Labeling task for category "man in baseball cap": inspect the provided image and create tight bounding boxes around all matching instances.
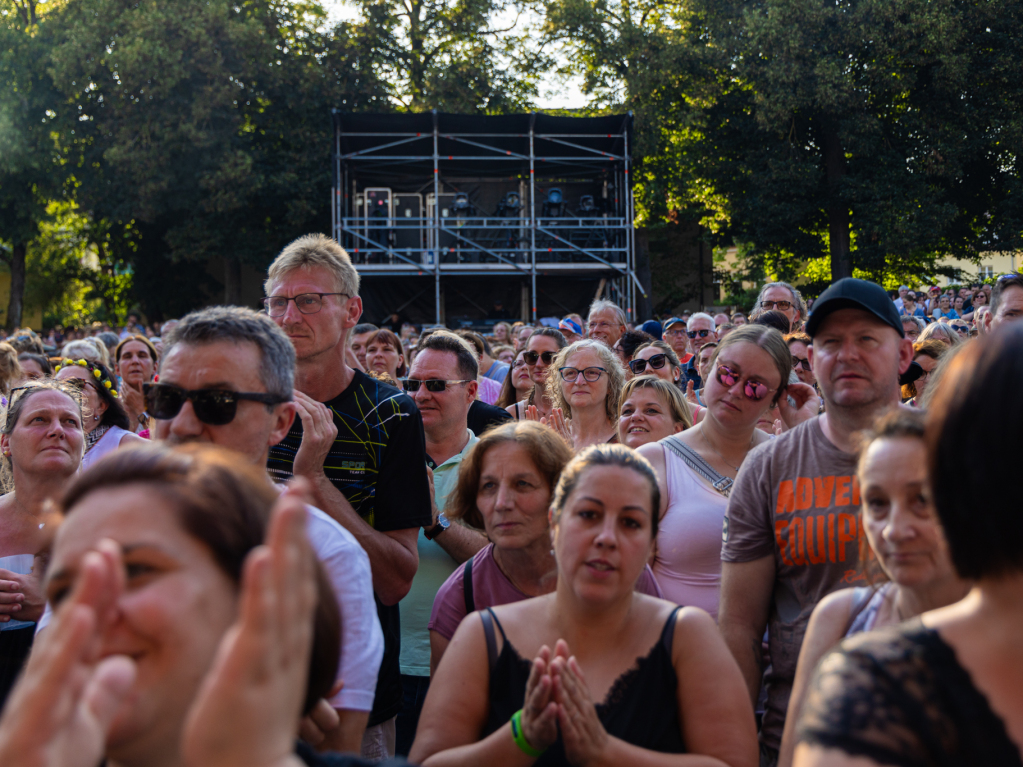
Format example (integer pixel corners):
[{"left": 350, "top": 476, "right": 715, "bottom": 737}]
[
  {"left": 661, "top": 317, "right": 692, "bottom": 363},
  {"left": 719, "top": 277, "right": 913, "bottom": 765},
  {"left": 558, "top": 317, "right": 583, "bottom": 344}
]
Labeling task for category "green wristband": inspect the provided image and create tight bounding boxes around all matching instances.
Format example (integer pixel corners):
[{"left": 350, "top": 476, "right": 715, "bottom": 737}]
[{"left": 510, "top": 709, "right": 546, "bottom": 758}]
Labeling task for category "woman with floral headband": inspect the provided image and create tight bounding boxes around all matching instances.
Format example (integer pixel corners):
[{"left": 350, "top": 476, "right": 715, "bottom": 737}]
[{"left": 53, "top": 358, "right": 144, "bottom": 470}]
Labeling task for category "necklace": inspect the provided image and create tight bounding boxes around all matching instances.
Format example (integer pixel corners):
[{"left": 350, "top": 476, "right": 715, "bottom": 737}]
[{"left": 700, "top": 428, "right": 754, "bottom": 473}]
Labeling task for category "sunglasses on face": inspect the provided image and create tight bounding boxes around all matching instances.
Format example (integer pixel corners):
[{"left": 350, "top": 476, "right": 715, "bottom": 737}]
[
  {"left": 950, "top": 324, "right": 969, "bottom": 333},
  {"left": 715, "top": 365, "right": 776, "bottom": 402},
  {"left": 523, "top": 350, "right": 556, "bottom": 366},
  {"left": 559, "top": 366, "right": 606, "bottom": 383},
  {"left": 402, "top": 378, "right": 473, "bottom": 393},
  {"left": 792, "top": 356, "right": 812, "bottom": 372},
  {"left": 687, "top": 329, "right": 713, "bottom": 339},
  {"left": 629, "top": 354, "right": 668, "bottom": 374},
  {"left": 761, "top": 300, "right": 793, "bottom": 311},
  {"left": 144, "top": 383, "right": 289, "bottom": 426}
]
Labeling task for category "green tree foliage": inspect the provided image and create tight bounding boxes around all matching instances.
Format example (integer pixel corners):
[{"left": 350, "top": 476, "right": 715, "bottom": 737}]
[
  {"left": 352, "top": 0, "right": 551, "bottom": 111},
  {"left": 546, "top": 0, "right": 1023, "bottom": 286},
  {"left": 0, "top": 0, "right": 68, "bottom": 329},
  {"left": 46, "top": 0, "right": 388, "bottom": 318}
]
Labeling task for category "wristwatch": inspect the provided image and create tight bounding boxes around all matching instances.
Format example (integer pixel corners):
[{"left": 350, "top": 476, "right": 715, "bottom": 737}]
[{"left": 423, "top": 512, "right": 451, "bottom": 541}]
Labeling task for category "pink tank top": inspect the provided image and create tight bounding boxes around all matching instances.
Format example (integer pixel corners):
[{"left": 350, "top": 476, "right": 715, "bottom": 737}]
[{"left": 652, "top": 446, "right": 728, "bottom": 617}]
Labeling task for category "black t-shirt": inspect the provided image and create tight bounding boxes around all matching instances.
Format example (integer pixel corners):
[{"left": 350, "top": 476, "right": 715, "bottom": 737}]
[
  {"left": 467, "top": 399, "right": 513, "bottom": 437},
  {"left": 268, "top": 370, "right": 432, "bottom": 726}
]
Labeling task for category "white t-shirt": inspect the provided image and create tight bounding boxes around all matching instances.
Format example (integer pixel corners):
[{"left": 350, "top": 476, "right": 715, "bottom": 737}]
[
  {"left": 303, "top": 502, "right": 384, "bottom": 712},
  {"left": 37, "top": 492, "right": 383, "bottom": 714}
]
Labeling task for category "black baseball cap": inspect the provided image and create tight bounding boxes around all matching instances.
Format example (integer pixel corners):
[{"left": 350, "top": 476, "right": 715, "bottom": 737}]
[{"left": 805, "top": 278, "right": 905, "bottom": 338}]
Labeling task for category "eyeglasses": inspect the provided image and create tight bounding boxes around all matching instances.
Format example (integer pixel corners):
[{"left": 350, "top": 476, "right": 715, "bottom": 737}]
[
  {"left": 559, "top": 366, "right": 606, "bottom": 383},
  {"left": 402, "top": 379, "right": 473, "bottom": 393},
  {"left": 629, "top": 354, "right": 668, "bottom": 374},
  {"left": 761, "top": 300, "right": 793, "bottom": 311},
  {"left": 791, "top": 356, "right": 812, "bottom": 372},
  {"left": 663, "top": 327, "right": 686, "bottom": 337},
  {"left": 512, "top": 358, "right": 527, "bottom": 368},
  {"left": 687, "top": 329, "right": 713, "bottom": 339},
  {"left": 262, "top": 292, "right": 349, "bottom": 317},
  {"left": 523, "top": 350, "right": 556, "bottom": 366},
  {"left": 144, "top": 383, "right": 289, "bottom": 426},
  {"left": 715, "top": 365, "right": 776, "bottom": 402}
]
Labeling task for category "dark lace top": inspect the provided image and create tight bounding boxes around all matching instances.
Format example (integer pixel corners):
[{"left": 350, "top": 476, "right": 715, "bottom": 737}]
[
  {"left": 480, "top": 606, "right": 685, "bottom": 766},
  {"left": 797, "top": 620, "right": 1023, "bottom": 767}
]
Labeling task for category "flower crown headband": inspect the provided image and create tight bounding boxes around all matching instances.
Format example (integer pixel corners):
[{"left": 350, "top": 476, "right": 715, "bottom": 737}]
[{"left": 53, "top": 358, "right": 119, "bottom": 398}]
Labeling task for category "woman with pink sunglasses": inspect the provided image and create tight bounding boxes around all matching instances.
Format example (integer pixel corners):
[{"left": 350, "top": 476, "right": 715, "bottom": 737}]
[{"left": 638, "top": 326, "right": 817, "bottom": 616}]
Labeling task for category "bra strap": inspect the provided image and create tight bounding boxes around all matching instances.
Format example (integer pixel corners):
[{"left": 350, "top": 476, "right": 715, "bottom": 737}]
[{"left": 661, "top": 605, "right": 683, "bottom": 654}]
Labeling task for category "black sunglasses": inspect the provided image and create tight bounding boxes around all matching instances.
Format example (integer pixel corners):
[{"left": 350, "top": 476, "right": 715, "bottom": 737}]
[
  {"left": 523, "top": 350, "right": 556, "bottom": 366},
  {"left": 629, "top": 354, "right": 668, "bottom": 374},
  {"left": 402, "top": 378, "right": 473, "bottom": 393},
  {"left": 687, "top": 329, "right": 713, "bottom": 339},
  {"left": 144, "top": 383, "right": 289, "bottom": 426},
  {"left": 791, "top": 356, "right": 812, "bottom": 372}
]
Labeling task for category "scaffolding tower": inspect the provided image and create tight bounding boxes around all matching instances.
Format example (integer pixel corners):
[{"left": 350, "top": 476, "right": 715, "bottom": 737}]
[{"left": 331, "top": 110, "right": 639, "bottom": 326}]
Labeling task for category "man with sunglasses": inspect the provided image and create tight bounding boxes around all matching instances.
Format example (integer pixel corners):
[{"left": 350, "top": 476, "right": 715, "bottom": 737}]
[
  {"left": 397, "top": 330, "right": 488, "bottom": 755},
  {"left": 719, "top": 278, "right": 913, "bottom": 767},
  {"left": 149, "top": 306, "right": 384, "bottom": 755},
  {"left": 263, "top": 234, "right": 432, "bottom": 759}
]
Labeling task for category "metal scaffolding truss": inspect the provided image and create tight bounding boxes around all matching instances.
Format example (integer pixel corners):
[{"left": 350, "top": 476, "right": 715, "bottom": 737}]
[{"left": 331, "top": 110, "right": 639, "bottom": 324}]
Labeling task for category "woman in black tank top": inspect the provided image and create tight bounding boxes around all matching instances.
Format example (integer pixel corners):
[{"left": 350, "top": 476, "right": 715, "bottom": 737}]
[{"left": 410, "top": 445, "right": 757, "bottom": 767}]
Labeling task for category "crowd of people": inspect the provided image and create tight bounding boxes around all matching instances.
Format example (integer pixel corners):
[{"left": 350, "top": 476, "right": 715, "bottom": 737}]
[{"left": 0, "top": 233, "right": 1021, "bottom": 767}]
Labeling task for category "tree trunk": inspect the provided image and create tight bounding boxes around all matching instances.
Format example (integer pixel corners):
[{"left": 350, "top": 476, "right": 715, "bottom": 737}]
[
  {"left": 224, "top": 256, "right": 242, "bottom": 305},
  {"left": 5, "top": 242, "right": 26, "bottom": 331},
  {"left": 823, "top": 125, "right": 852, "bottom": 281}
]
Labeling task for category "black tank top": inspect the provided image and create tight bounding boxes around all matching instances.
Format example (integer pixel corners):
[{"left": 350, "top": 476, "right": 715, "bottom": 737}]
[{"left": 480, "top": 606, "right": 686, "bottom": 765}]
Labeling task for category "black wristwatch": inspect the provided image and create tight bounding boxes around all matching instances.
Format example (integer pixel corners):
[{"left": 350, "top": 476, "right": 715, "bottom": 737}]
[{"left": 423, "top": 513, "right": 451, "bottom": 541}]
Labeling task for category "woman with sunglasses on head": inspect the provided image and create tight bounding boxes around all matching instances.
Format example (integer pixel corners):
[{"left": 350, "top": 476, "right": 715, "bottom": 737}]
[
  {"left": 0, "top": 381, "right": 86, "bottom": 709},
  {"left": 496, "top": 350, "right": 534, "bottom": 417},
  {"left": 54, "top": 358, "right": 145, "bottom": 470},
  {"left": 618, "top": 376, "right": 692, "bottom": 449},
  {"left": 545, "top": 340, "right": 627, "bottom": 451},
  {"left": 411, "top": 444, "right": 757, "bottom": 767},
  {"left": 509, "top": 328, "right": 566, "bottom": 422},
  {"left": 637, "top": 326, "right": 815, "bottom": 617}
]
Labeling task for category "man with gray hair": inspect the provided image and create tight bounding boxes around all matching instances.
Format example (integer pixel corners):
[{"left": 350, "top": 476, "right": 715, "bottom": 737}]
[
  {"left": 586, "top": 298, "right": 627, "bottom": 348},
  {"left": 682, "top": 312, "right": 716, "bottom": 389},
  {"left": 751, "top": 281, "right": 808, "bottom": 333},
  {"left": 150, "top": 306, "right": 383, "bottom": 753},
  {"left": 263, "top": 233, "right": 432, "bottom": 758}
]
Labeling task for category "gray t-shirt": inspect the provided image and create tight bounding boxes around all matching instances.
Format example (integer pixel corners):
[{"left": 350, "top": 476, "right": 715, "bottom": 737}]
[{"left": 722, "top": 417, "right": 865, "bottom": 752}]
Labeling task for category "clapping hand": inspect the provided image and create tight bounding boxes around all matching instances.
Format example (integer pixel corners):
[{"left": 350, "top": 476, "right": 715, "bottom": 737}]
[
  {"left": 550, "top": 641, "right": 609, "bottom": 767},
  {"left": 0, "top": 540, "right": 136, "bottom": 767},
  {"left": 540, "top": 407, "right": 573, "bottom": 444},
  {"left": 0, "top": 559, "right": 45, "bottom": 623},
  {"left": 181, "top": 480, "right": 316, "bottom": 767},
  {"left": 521, "top": 645, "right": 559, "bottom": 753}
]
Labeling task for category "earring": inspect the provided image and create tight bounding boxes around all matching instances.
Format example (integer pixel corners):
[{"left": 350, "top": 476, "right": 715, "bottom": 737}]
[{"left": 94, "top": 414, "right": 100, "bottom": 421}]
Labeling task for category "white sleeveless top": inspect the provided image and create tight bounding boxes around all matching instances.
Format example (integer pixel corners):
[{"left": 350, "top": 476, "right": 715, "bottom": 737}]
[
  {"left": 652, "top": 447, "right": 729, "bottom": 618},
  {"left": 82, "top": 425, "right": 135, "bottom": 471}
]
